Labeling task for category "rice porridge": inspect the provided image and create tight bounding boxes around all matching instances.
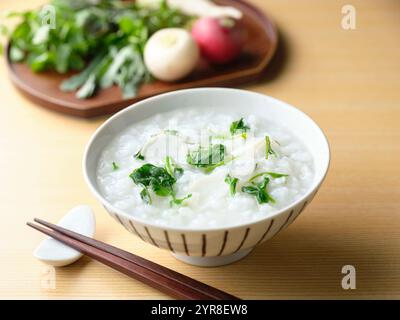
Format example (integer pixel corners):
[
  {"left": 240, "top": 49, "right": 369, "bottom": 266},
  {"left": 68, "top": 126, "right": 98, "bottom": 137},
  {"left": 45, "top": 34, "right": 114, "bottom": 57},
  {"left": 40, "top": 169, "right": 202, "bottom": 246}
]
[{"left": 96, "top": 108, "right": 314, "bottom": 228}]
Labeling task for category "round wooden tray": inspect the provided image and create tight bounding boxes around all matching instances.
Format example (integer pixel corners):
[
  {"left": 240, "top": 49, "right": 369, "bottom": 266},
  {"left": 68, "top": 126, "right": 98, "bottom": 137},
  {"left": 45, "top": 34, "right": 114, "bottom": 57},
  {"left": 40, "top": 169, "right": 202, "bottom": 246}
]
[{"left": 6, "top": 0, "right": 278, "bottom": 118}]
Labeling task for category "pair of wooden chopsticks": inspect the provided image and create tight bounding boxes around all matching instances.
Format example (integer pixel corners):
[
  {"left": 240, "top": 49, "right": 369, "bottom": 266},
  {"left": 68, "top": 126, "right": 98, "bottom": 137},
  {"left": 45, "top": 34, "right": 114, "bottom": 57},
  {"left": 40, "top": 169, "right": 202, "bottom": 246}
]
[{"left": 27, "top": 218, "right": 240, "bottom": 300}]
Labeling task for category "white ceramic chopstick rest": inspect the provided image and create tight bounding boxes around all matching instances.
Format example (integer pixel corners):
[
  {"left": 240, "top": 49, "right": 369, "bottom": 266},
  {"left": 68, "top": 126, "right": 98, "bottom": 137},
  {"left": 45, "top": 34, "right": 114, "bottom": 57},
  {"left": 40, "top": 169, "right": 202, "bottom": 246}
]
[{"left": 33, "top": 205, "right": 96, "bottom": 267}]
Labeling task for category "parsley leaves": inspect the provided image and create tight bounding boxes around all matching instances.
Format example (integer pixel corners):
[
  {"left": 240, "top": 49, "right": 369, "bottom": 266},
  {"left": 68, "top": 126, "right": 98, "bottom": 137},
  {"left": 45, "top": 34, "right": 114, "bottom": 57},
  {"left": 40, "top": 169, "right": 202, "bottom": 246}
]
[
  {"left": 230, "top": 118, "right": 250, "bottom": 138},
  {"left": 129, "top": 161, "right": 189, "bottom": 206},
  {"left": 140, "top": 188, "right": 152, "bottom": 205},
  {"left": 5, "top": 0, "right": 191, "bottom": 99},
  {"left": 249, "top": 171, "right": 288, "bottom": 182},
  {"left": 112, "top": 162, "right": 119, "bottom": 170},
  {"left": 134, "top": 149, "right": 145, "bottom": 161},
  {"left": 242, "top": 177, "right": 275, "bottom": 204},
  {"left": 165, "top": 156, "right": 184, "bottom": 179},
  {"left": 225, "top": 174, "right": 239, "bottom": 196},
  {"left": 170, "top": 194, "right": 192, "bottom": 206},
  {"left": 265, "top": 136, "right": 276, "bottom": 159},
  {"left": 130, "top": 164, "right": 176, "bottom": 201}
]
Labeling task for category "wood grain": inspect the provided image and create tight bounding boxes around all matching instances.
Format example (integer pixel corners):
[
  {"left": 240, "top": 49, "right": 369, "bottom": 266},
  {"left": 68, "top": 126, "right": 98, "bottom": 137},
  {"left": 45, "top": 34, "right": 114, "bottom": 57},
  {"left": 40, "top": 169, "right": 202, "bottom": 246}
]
[
  {"left": 0, "top": 0, "right": 399, "bottom": 299},
  {"left": 28, "top": 219, "right": 240, "bottom": 300}
]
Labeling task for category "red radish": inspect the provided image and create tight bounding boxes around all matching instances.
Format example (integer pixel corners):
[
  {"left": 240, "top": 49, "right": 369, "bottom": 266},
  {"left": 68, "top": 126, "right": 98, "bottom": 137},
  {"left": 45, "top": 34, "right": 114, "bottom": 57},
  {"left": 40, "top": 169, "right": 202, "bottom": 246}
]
[{"left": 191, "top": 17, "right": 245, "bottom": 64}]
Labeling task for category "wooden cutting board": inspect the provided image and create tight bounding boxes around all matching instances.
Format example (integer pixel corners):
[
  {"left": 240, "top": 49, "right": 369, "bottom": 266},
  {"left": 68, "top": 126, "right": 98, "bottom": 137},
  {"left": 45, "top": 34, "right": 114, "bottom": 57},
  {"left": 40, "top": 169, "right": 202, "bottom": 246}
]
[{"left": 5, "top": 0, "right": 278, "bottom": 118}]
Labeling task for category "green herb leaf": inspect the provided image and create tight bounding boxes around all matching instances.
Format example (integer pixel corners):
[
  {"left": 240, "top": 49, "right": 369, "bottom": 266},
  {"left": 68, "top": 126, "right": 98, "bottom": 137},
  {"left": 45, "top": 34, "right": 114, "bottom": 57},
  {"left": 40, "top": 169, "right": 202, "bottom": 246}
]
[
  {"left": 28, "top": 52, "right": 52, "bottom": 72},
  {"left": 140, "top": 188, "right": 152, "bottom": 205},
  {"left": 265, "top": 136, "right": 276, "bottom": 159},
  {"left": 129, "top": 162, "right": 191, "bottom": 205},
  {"left": 32, "top": 25, "right": 50, "bottom": 45},
  {"left": 170, "top": 193, "right": 192, "bottom": 206},
  {"left": 60, "top": 54, "right": 106, "bottom": 92},
  {"left": 203, "top": 155, "right": 236, "bottom": 173},
  {"left": 174, "top": 167, "right": 184, "bottom": 178},
  {"left": 230, "top": 118, "right": 250, "bottom": 137},
  {"left": 249, "top": 171, "right": 288, "bottom": 182},
  {"left": 76, "top": 74, "right": 97, "bottom": 99},
  {"left": 112, "top": 162, "right": 119, "bottom": 170},
  {"left": 134, "top": 149, "right": 145, "bottom": 161},
  {"left": 55, "top": 44, "right": 72, "bottom": 74},
  {"left": 5, "top": 0, "right": 191, "bottom": 99},
  {"left": 165, "top": 156, "right": 184, "bottom": 179},
  {"left": 225, "top": 174, "right": 239, "bottom": 196},
  {"left": 9, "top": 45, "right": 25, "bottom": 62},
  {"left": 242, "top": 177, "right": 275, "bottom": 204},
  {"left": 129, "top": 163, "right": 176, "bottom": 198},
  {"left": 164, "top": 129, "right": 178, "bottom": 135},
  {"left": 100, "top": 46, "right": 136, "bottom": 89},
  {"left": 164, "top": 156, "right": 174, "bottom": 177}
]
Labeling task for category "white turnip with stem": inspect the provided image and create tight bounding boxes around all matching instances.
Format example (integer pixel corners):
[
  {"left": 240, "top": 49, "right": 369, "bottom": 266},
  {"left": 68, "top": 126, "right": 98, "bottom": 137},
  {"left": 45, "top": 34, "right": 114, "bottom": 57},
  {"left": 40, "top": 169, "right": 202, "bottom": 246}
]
[{"left": 144, "top": 28, "right": 199, "bottom": 82}]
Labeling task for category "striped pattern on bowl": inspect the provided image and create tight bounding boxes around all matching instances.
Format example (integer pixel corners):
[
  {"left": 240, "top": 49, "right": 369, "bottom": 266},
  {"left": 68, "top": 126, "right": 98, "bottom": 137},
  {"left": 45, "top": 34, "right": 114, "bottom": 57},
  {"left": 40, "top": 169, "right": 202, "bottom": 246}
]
[{"left": 104, "top": 193, "right": 314, "bottom": 257}]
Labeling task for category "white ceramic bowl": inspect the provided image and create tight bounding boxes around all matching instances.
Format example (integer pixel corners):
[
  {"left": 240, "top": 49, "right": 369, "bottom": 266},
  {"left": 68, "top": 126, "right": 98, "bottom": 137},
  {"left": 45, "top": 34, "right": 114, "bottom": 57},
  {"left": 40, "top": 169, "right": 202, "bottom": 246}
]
[{"left": 83, "top": 88, "right": 330, "bottom": 266}]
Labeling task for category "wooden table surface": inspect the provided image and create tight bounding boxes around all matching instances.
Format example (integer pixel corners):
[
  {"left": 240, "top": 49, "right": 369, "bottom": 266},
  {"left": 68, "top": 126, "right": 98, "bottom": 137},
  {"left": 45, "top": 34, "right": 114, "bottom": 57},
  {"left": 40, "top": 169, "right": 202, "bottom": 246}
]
[{"left": 1, "top": 0, "right": 399, "bottom": 299}]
